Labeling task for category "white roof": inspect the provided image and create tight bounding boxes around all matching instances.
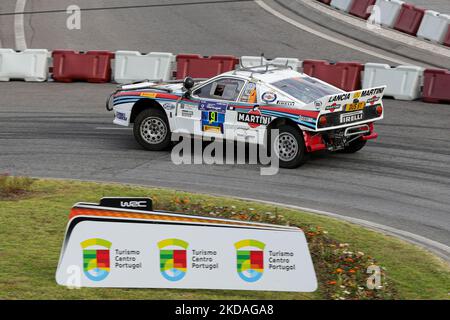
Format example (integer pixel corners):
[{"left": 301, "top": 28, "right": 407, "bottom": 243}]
[{"left": 222, "top": 67, "right": 307, "bottom": 84}]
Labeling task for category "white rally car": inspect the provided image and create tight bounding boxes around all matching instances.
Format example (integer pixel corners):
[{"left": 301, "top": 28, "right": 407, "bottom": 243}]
[{"left": 106, "top": 65, "right": 385, "bottom": 168}]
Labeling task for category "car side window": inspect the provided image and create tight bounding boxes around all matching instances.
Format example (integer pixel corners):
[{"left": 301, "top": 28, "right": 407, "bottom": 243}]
[{"left": 193, "top": 78, "right": 245, "bottom": 101}]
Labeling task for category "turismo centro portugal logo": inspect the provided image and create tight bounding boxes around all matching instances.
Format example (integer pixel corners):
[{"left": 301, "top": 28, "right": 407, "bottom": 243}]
[
  {"left": 235, "top": 239, "right": 265, "bottom": 282},
  {"left": 81, "top": 238, "right": 111, "bottom": 281},
  {"left": 158, "top": 238, "right": 188, "bottom": 281}
]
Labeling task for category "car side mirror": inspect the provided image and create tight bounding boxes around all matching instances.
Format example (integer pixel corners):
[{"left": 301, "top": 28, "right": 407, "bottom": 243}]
[{"left": 183, "top": 77, "right": 194, "bottom": 97}]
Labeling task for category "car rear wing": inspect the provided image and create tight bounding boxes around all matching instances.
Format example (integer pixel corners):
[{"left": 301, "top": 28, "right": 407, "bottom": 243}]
[
  {"left": 309, "top": 86, "right": 387, "bottom": 131},
  {"left": 311, "top": 86, "right": 386, "bottom": 113}
]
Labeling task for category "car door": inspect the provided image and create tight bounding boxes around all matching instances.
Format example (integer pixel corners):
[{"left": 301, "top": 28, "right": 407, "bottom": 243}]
[{"left": 176, "top": 77, "right": 246, "bottom": 138}]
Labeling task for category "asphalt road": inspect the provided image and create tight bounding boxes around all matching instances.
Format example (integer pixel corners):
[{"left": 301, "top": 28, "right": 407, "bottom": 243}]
[{"left": 0, "top": 0, "right": 449, "bottom": 258}]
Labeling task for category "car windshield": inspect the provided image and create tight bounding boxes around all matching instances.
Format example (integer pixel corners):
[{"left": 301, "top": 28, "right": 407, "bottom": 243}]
[{"left": 271, "top": 77, "right": 341, "bottom": 104}]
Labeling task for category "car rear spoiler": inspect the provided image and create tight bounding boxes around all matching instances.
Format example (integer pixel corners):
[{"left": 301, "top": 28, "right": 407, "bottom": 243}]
[{"left": 310, "top": 85, "right": 387, "bottom": 114}]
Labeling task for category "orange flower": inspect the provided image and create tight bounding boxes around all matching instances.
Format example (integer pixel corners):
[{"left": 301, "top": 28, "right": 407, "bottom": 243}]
[
  {"left": 336, "top": 268, "right": 343, "bottom": 273},
  {"left": 349, "top": 269, "right": 356, "bottom": 274},
  {"left": 327, "top": 281, "right": 337, "bottom": 285}
]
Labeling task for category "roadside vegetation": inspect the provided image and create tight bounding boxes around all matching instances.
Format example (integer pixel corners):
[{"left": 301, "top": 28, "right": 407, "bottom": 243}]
[
  {"left": 0, "top": 178, "right": 448, "bottom": 300},
  {"left": 0, "top": 174, "right": 34, "bottom": 199}
]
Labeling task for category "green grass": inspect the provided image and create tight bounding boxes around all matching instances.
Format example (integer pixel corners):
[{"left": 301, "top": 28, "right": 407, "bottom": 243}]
[{"left": 0, "top": 179, "right": 448, "bottom": 300}]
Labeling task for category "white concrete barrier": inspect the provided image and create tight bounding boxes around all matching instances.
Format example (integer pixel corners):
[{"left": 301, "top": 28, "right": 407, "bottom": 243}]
[
  {"left": 114, "top": 51, "right": 175, "bottom": 84},
  {"left": 417, "top": 10, "right": 450, "bottom": 44},
  {"left": 0, "top": 49, "right": 49, "bottom": 82},
  {"left": 363, "top": 63, "right": 424, "bottom": 100},
  {"left": 372, "top": 0, "right": 404, "bottom": 28},
  {"left": 330, "top": 0, "right": 353, "bottom": 12},
  {"left": 240, "top": 56, "right": 300, "bottom": 70}
]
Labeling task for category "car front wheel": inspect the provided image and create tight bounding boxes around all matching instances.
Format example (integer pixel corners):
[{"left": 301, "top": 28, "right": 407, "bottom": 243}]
[{"left": 133, "top": 108, "right": 171, "bottom": 151}]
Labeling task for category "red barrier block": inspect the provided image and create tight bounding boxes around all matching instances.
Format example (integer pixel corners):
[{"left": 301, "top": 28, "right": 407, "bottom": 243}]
[
  {"left": 176, "top": 54, "right": 239, "bottom": 79},
  {"left": 317, "top": 0, "right": 331, "bottom": 4},
  {"left": 349, "top": 0, "right": 376, "bottom": 20},
  {"left": 422, "top": 69, "right": 450, "bottom": 104},
  {"left": 394, "top": 4, "right": 425, "bottom": 36},
  {"left": 52, "top": 50, "right": 114, "bottom": 83},
  {"left": 444, "top": 25, "right": 450, "bottom": 47},
  {"left": 302, "top": 60, "right": 363, "bottom": 91}
]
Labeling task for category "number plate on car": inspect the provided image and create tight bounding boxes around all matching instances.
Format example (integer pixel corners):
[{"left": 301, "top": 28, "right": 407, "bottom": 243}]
[
  {"left": 340, "top": 110, "right": 363, "bottom": 124},
  {"left": 345, "top": 102, "right": 365, "bottom": 111}
]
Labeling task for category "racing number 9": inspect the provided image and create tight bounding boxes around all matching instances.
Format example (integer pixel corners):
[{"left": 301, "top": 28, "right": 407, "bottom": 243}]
[{"left": 209, "top": 111, "right": 218, "bottom": 123}]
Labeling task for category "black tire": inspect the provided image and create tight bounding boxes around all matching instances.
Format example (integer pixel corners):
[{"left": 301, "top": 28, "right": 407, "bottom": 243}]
[
  {"left": 269, "top": 125, "right": 307, "bottom": 169},
  {"left": 339, "top": 139, "right": 367, "bottom": 154},
  {"left": 133, "top": 108, "right": 171, "bottom": 151}
]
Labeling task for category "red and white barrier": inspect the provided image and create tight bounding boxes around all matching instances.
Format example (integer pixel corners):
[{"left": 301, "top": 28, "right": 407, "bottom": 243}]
[
  {"left": 0, "top": 49, "right": 49, "bottom": 82},
  {"left": 114, "top": 51, "right": 175, "bottom": 84},
  {"left": 52, "top": 50, "right": 114, "bottom": 83},
  {"left": 372, "top": 0, "right": 405, "bottom": 28},
  {"left": 330, "top": 0, "right": 353, "bottom": 12},
  {"left": 394, "top": 3, "right": 425, "bottom": 36},
  {"left": 363, "top": 63, "right": 423, "bottom": 100},
  {"left": 175, "top": 54, "right": 238, "bottom": 79},
  {"left": 302, "top": 60, "right": 363, "bottom": 91},
  {"left": 349, "top": 0, "right": 376, "bottom": 20},
  {"left": 422, "top": 69, "right": 450, "bottom": 104},
  {"left": 417, "top": 11, "right": 450, "bottom": 44}
]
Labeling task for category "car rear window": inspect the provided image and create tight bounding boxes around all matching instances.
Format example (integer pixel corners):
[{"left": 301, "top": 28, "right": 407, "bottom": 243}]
[{"left": 271, "top": 77, "right": 341, "bottom": 104}]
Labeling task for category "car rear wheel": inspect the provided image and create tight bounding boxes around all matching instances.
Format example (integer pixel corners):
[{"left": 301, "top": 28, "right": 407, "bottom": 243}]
[
  {"left": 133, "top": 108, "right": 171, "bottom": 151},
  {"left": 271, "top": 125, "right": 307, "bottom": 169},
  {"left": 339, "top": 139, "right": 367, "bottom": 154}
]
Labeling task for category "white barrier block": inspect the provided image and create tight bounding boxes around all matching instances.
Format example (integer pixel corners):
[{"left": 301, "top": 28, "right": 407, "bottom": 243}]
[
  {"left": 417, "top": 10, "right": 450, "bottom": 44},
  {"left": 0, "top": 49, "right": 49, "bottom": 82},
  {"left": 362, "top": 63, "right": 424, "bottom": 100},
  {"left": 372, "top": 0, "right": 404, "bottom": 28},
  {"left": 240, "top": 56, "right": 300, "bottom": 70},
  {"left": 330, "top": 0, "right": 353, "bottom": 12},
  {"left": 114, "top": 51, "right": 175, "bottom": 84}
]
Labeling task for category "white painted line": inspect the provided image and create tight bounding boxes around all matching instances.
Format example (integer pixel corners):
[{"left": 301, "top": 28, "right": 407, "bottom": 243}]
[
  {"left": 300, "top": 0, "right": 450, "bottom": 58},
  {"left": 254, "top": 0, "right": 409, "bottom": 65},
  {"left": 14, "top": 0, "right": 28, "bottom": 51}
]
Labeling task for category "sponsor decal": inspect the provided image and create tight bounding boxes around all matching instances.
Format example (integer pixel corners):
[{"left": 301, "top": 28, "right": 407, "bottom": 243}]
[
  {"left": 116, "top": 111, "right": 127, "bottom": 121},
  {"left": 158, "top": 238, "right": 188, "bottom": 282},
  {"left": 353, "top": 91, "right": 362, "bottom": 99},
  {"left": 328, "top": 93, "right": 351, "bottom": 103},
  {"left": 81, "top": 238, "right": 111, "bottom": 281},
  {"left": 202, "top": 125, "right": 222, "bottom": 133},
  {"left": 361, "top": 87, "right": 384, "bottom": 97},
  {"left": 314, "top": 101, "right": 322, "bottom": 110},
  {"left": 140, "top": 92, "right": 158, "bottom": 98},
  {"left": 367, "top": 96, "right": 379, "bottom": 105},
  {"left": 235, "top": 239, "right": 265, "bottom": 283},
  {"left": 120, "top": 200, "right": 147, "bottom": 208},
  {"left": 325, "top": 102, "right": 341, "bottom": 112},
  {"left": 199, "top": 101, "right": 227, "bottom": 113},
  {"left": 181, "top": 110, "right": 193, "bottom": 118},
  {"left": 180, "top": 103, "right": 195, "bottom": 110},
  {"left": 261, "top": 92, "right": 277, "bottom": 103},
  {"left": 276, "top": 100, "right": 295, "bottom": 107},
  {"left": 298, "top": 115, "right": 315, "bottom": 123},
  {"left": 340, "top": 110, "right": 363, "bottom": 124},
  {"left": 237, "top": 108, "right": 271, "bottom": 128},
  {"left": 163, "top": 103, "right": 175, "bottom": 110}
]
